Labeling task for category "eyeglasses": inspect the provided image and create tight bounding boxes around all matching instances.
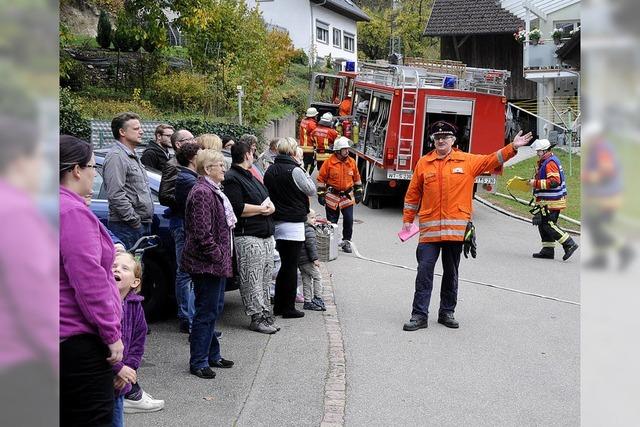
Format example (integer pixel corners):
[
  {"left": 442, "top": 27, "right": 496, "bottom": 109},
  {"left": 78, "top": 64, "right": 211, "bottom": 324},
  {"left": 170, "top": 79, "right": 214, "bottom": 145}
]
[
  {"left": 84, "top": 164, "right": 98, "bottom": 169},
  {"left": 207, "top": 163, "right": 226, "bottom": 169},
  {"left": 161, "top": 133, "right": 173, "bottom": 137}
]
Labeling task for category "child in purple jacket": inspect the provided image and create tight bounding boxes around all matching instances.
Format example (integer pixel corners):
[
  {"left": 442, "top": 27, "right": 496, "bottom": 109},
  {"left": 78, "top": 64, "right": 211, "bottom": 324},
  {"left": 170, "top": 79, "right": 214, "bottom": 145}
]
[{"left": 111, "top": 253, "right": 163, "bottom": 425}]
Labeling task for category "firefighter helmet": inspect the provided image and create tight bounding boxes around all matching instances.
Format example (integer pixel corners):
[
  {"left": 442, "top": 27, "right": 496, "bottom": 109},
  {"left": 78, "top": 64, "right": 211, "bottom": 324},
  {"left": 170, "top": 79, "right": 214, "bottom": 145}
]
[
  {"left": 319, "top": 112, "right": 334, "bottom": 126},
  {"left": 306, "top": 107, "right": 319, "bottom": 118},
  {"left": 429, "top": 120, "right": 457, "bottom": 137},
  {"left": 333, "top": 136, "right": 351, "bottom": 151},
  {"left": 531, "top": 138, "right": 552, "bottom": 151}
]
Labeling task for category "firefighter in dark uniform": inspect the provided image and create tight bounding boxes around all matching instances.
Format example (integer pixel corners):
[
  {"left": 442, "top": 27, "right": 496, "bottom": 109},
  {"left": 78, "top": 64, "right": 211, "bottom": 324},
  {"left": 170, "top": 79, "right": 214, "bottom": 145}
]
[{"left": 527, "top": 138, "right": 579, "bottom": 260}]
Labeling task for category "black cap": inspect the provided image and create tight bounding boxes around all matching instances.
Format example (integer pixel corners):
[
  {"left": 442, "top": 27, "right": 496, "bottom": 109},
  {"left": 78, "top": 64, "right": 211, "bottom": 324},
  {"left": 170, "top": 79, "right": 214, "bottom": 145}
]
[{"left": 429, "top": 120, "right": 457, "bottom": 137}]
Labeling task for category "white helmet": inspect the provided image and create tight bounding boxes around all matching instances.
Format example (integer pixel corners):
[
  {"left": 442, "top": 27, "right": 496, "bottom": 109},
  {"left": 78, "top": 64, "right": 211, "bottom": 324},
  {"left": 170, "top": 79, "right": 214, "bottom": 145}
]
[
  {"left": 319, "top": 112, "right": 334, "bottom": 126},
  {"left": 333, "top": 136, "right": 351, "bottom": 151},
  {"left": 306, "top": 107, "right": 319, "bottom": 118},
  {"left": 530, "top": 138, "right": 551, "bottom": 151}
]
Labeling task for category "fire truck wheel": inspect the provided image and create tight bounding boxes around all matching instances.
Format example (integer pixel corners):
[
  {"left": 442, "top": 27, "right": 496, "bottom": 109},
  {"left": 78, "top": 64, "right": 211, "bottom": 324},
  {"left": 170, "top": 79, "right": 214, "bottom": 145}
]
[{"left": 362, "top": 181, "right": 381, "bottom": 209}]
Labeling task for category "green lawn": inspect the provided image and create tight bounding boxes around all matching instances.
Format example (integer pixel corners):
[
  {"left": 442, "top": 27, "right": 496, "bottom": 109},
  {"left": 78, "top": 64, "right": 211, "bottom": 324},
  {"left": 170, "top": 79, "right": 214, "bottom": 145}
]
[{"left": 483, "top": 148, "right": 581, "bottom": 230}]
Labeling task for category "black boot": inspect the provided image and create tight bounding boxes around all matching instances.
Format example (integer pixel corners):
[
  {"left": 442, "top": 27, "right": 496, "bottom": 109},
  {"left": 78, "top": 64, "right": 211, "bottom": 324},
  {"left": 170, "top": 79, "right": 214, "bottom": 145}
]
[
  {"left": 562, "top": 239, "right": 579, "bottom": 261},
  {"left": 532, "top": 247, "right": 554, "bottom": 259}
]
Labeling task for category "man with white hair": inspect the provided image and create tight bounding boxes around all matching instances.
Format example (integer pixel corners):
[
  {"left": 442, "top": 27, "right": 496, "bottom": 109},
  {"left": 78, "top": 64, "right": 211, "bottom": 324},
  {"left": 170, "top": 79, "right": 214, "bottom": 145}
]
[{"left": 527, "top": 138, "right": 579, "bottom": 260}]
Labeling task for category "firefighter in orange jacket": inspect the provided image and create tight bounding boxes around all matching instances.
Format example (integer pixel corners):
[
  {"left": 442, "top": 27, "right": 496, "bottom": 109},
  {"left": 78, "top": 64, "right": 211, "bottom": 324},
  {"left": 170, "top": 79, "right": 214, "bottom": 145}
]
[
  {"left": 317, "top": 136, "right": 362, "bottom": 254},
  {"left": 401, "top": 121, "right": 532, "bottom": 332},
  {"left": 526, "top": 138, "right": 579, "bottom": 260},
  {"left": 299, "top": 107, "right": 318, "bottom": 173},
  {"left": 311, "top": 112, "right": 338, "bottom": 172},
  {"left": 338, "top": 91, "right": 352, "bottom": 117}
]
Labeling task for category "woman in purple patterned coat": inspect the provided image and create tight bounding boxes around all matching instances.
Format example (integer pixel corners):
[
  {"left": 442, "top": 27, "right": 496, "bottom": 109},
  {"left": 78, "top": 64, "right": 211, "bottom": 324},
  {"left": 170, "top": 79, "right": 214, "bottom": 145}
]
[{"left": 181, "top": 149, "right": 236, "bottom": 379}]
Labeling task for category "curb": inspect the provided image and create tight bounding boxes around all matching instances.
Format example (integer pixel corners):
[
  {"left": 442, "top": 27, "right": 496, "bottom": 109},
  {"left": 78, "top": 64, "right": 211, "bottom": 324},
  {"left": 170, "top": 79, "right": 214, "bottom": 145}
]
[{"left": 319, "top": 263, "right": 346, "bottom": 427}]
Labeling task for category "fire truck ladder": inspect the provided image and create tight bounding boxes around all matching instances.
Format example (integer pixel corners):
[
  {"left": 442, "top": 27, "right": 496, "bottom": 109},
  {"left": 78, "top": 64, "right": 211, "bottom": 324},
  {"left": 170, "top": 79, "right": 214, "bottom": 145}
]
[{"left": 397, "top": 68, "right": 419, "bottom": 172}]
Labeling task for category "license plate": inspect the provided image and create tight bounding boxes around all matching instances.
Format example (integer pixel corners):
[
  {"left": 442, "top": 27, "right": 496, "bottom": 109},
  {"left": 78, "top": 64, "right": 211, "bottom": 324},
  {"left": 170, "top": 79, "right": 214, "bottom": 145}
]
[
  {"left": 387, "top": 171, "right": 413, "bottom": 180},
  {"left": 475, "top": 176, "right": 496, "bottom": 185}
]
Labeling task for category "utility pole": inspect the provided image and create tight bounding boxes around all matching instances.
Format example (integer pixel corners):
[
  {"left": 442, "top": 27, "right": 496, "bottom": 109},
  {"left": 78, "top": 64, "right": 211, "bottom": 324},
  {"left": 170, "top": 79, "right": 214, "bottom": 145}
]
[
  {"left": 237, "top": 85, "right": 244, "bottom": 125},
  {"left": 389, "top": 0, "right": 402, "bottom": 63}
]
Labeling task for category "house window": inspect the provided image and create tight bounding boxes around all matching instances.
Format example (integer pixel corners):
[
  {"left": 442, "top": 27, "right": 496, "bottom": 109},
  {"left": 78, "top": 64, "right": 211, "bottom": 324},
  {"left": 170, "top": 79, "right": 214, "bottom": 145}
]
[
  {"left": 316, "top": 20, "right": 329, "bottom": 44},
  {"left": 333, "top": 28, "right": 342, "bottom": 48},
  {"left": 343, "top": 32, "right": 355, "bottom": 52},
  {"left": 554, "top": 20, "right": 580, "bottom": 37}
]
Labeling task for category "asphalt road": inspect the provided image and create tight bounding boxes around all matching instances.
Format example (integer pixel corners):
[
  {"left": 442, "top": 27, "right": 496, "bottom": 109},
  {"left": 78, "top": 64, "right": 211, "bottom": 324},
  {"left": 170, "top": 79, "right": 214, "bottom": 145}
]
[{"left": 127, "top": 197, "right": 580, "bottom": 426}]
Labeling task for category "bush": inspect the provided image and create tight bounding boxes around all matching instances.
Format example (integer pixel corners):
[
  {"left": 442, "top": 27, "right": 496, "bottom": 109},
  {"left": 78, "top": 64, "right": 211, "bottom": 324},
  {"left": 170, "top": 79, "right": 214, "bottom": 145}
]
[
  {"left": 60, "top": 87, "right": 91, "bottom": 140},
  {"left": 291, "top": 49, "right": 309, "bottom": 66},
  {"left": 96, "top": 10, "right": 112, "bottom": 49},
  {"left": 169, "top": 116, "right": 260, "bottom": 144},
  {"left": 151, "top": 71, "right": 212, "bottom": 113},
  {"left": 113, "top": 11, "right": 141, "bottom": 52}
]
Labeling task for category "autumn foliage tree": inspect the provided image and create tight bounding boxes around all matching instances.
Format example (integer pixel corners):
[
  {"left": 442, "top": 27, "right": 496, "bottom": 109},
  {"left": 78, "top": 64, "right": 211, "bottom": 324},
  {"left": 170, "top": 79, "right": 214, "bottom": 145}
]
[{"left": 172, "top": 0, "right": 295, "bottom": 124}]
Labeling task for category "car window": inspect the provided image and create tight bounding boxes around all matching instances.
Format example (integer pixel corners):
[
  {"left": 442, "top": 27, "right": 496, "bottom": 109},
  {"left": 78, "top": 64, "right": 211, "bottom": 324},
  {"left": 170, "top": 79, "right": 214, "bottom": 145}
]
[{"left": 93, "top": 168, "right": 104, "bottom": 199}]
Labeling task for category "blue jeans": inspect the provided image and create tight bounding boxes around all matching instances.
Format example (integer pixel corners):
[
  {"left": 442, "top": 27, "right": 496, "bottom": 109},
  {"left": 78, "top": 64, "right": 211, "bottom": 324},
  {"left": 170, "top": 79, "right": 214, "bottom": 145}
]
[
  {"left": 411, "top": 242, "right": 462, "bottom": 320},
  {"left": 189, "top": 274, "right": 226, "bottom": 370},
  {"left": 325, "top": 204, "right": 354, "bottom": 241},
  {"left": 108, "top": 221, "right": 151, "bottom": 250},
  {"left": 112, "top": 395, "right": 124, "bottom": 427},
  {"left": 170, "top": 220, "right": 195, "bottom": 326}
]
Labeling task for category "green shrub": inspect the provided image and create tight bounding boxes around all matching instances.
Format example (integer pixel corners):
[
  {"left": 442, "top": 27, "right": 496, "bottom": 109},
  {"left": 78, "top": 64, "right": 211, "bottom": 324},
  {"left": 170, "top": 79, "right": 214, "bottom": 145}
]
[
  {"left": 59, "top": 59, "right": 87, "bottom": 91},
  {"left": 113, "top": 11, "right": 141, "bottom": 52},
  {"left": 76, "top": 92, "right": 160, "bottom": 120},
  {"left": 169, "top": 116, "right": 260, "bottom": 144},
  {"left": 151, "top": 71, "right": 212, "bottom": 113},
  {"left": 60, "top": 87, "right": 91, "bottom": 139},
  {"left": 291, "top": 49, "right": 309, "bottom": 66},
  {"left": 96, "top": 10, "right": 112, "bottom": 49}
]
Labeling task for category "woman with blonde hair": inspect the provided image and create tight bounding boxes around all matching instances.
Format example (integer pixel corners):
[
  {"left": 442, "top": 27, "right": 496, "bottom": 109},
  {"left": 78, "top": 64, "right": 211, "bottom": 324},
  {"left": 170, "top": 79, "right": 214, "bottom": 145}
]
[
  {"left": 196, "top": 133, "right": 222, "bottom": 151},
  {"left": 181, "top": 149, "right": 236, "bottom": 379},
  {"left": 263, "top": 137, "right": 315, "bottom": 318}
]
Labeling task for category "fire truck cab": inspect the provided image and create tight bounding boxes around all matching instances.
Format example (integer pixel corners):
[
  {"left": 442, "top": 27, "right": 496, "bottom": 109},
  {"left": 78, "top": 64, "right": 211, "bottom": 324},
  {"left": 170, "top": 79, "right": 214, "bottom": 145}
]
[{"left": 313, "top": 60, "right": 511, "bottom": 209}]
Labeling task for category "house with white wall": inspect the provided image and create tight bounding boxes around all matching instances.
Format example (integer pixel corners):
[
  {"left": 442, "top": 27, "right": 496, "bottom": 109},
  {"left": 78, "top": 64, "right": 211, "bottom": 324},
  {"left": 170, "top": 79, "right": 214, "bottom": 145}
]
[
  {"left": 501, "top": 0, "right": 580, "bottom": 144},
  {"left": 247, "top": 0, "right": 370, "bottom": 70}
]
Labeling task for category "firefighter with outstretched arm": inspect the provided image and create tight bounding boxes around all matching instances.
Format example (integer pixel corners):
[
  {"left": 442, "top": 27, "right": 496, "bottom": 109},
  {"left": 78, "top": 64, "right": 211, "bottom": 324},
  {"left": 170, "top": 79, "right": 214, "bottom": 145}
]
[
  {"left": 299, "top": 107, "right": 318, "bottom": 174},
  {"left": 316, "top": 136, "right": 362, "bottom": 254},
  {"left": 401, "top": 121, "right": 532, "bottom": 332},
  {"left": 311, "top": 112, "right": 338, "bottom": 172}
]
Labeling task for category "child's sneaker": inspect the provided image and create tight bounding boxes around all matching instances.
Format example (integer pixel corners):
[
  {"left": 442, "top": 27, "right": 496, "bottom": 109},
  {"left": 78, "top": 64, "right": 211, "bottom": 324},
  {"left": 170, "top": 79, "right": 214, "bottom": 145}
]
[
  {"left": 303, "top": 301, "right": 323, "bottom": 311},
  {"left": 123, "top": 391, "right": 165, "bottom": 414},
  {"left": 312, "top": 296, "right": 327, "bottom": 311}
]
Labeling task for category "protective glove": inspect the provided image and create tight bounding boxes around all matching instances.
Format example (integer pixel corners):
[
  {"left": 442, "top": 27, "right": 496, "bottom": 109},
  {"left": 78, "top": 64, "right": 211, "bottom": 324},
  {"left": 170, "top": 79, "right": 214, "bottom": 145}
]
[
  {"left": 529, "top": 204, "right": 548, "bottom": 226},
  {"left": 354, "top": 184, "right": 363, "bottom": 204},
  {"left": 463, "top": 221, "right": 477, "bottom": 259},
  {"left": 317, "top": 188, "right": 326, "bottom": 206}
]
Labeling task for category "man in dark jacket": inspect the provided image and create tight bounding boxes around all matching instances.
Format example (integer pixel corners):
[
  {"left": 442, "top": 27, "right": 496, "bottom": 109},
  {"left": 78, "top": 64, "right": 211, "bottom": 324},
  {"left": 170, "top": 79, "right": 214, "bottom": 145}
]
[{"left": 141, "top": 124, "right": 174, "bottom": 172}]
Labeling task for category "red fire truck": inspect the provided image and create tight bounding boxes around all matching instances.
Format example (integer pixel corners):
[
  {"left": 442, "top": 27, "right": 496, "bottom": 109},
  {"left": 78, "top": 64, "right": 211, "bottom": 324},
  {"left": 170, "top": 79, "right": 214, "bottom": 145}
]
[{"left": 309, "top": 59, "right": 511, "bottom": 208}]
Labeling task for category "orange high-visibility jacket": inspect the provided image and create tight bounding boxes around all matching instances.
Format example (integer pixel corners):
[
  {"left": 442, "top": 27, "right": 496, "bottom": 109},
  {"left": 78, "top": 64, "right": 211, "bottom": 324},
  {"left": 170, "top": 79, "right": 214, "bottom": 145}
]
[
  {"left": 403, "top": 143, "right": 518, "bottom": 243},
  {"left": 338, "top": 98, "right": 352, "bottom": 117},
  {"left": 311, "top": 125, "right": 338, "bottom": 162},
  {"left": 317, "top": 154, "right": 362, "bottom": 210},
  {"left": 299, "top": 117, "right": 317, "bottom": 154}
]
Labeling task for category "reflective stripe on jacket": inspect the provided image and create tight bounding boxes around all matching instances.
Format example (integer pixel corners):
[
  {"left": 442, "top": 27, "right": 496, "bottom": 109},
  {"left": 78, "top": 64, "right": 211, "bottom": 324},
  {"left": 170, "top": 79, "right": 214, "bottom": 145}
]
[
  {"left": 311, "top": 125, "right": 338, "bottom": 162},
  {"left": 403, "top": 144, "right": 517, "bottom": 243},
  {"left": 299, "top": 118, "right": 317, "bottom": 153}
]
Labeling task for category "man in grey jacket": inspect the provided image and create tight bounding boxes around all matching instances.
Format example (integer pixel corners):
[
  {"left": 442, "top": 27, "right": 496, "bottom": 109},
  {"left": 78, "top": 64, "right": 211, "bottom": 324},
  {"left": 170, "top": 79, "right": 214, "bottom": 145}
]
[{"left": 103, "top": 112, "right": 154, "bottom": 249}]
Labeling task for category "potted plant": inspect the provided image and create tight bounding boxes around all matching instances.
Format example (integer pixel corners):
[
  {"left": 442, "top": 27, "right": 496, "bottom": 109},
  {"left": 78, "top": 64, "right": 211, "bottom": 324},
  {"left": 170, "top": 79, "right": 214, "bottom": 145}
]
[
  {"left": 528, "top": 28, "right": 541, "bottom": 45},
  {"left": 551, "top": 28, "right": 563, "bottom": 45},
  {"left": 514, "top": 28, "right": 526, "bottom": 43}
]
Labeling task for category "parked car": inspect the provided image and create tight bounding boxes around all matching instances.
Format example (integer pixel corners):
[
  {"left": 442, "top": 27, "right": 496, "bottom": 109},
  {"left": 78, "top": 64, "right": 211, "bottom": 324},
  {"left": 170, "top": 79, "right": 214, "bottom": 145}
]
[{"left": 90, "top": 151, "right": 176, "bottom": 322}]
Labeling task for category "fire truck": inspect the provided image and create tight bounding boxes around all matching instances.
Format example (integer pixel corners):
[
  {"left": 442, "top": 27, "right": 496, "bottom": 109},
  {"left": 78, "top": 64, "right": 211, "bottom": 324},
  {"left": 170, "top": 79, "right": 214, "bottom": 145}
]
[{"left": 309, "top": 59, "right": 511, "bottom": 209}]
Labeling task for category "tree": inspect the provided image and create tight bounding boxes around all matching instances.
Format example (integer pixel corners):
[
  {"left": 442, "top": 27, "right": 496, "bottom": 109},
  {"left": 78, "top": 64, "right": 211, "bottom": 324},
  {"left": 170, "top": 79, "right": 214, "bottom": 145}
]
[
  {"left": 96, "top": 10, "right": 113, "bottom": 49},
  {"left": 357, "top": 0, "right": 439, "bottom": 61}
]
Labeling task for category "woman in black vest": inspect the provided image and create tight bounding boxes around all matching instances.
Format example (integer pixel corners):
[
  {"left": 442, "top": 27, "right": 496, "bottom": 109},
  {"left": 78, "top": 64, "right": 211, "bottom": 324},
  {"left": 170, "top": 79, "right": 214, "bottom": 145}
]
[
  {"left": 263, "top": 137, "right": 316, "bottom": 318},
  {"left": 223, "top": 137, "right": 279, "bottom": 334}
]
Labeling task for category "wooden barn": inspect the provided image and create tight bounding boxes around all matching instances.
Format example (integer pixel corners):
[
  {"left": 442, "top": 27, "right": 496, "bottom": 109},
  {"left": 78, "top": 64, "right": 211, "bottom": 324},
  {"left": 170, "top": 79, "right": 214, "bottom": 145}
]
[{"left": 423, "top": 0, "right": 536, "bottom": 101}]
